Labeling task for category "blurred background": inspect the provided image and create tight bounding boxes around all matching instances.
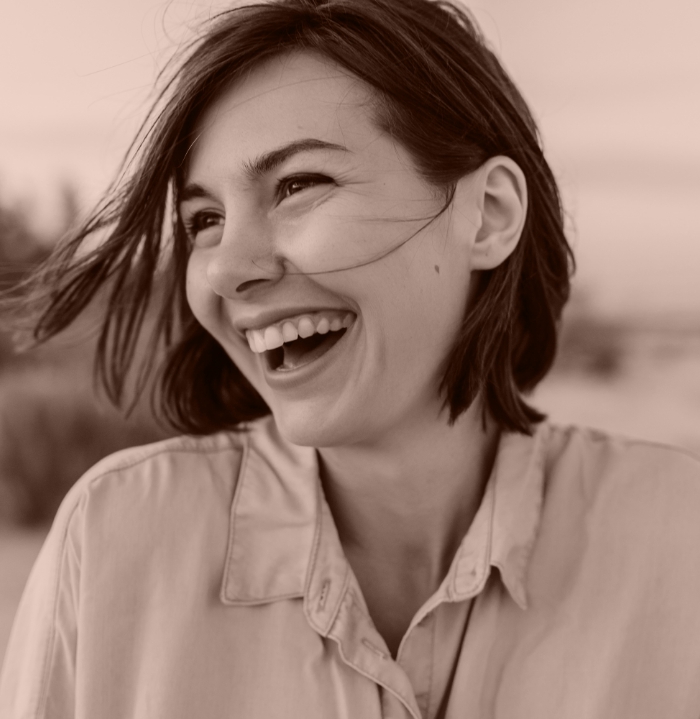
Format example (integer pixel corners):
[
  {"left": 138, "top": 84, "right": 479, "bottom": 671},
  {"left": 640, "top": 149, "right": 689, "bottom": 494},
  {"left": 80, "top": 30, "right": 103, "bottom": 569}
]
[{"left": 0, "top": 0, "right": 699, "bottom": 663}]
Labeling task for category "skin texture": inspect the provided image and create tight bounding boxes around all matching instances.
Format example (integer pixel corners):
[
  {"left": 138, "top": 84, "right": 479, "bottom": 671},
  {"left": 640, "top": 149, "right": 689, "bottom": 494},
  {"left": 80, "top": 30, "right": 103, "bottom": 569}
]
[{"left": 183, "top": 52, "right": 527, "bottom": 655}]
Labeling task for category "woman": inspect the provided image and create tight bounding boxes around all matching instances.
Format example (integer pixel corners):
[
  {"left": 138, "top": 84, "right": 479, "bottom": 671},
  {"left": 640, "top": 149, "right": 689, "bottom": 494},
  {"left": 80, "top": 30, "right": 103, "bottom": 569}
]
[{"left": 2, "top": 0, "right": 700, "bottom": 717}]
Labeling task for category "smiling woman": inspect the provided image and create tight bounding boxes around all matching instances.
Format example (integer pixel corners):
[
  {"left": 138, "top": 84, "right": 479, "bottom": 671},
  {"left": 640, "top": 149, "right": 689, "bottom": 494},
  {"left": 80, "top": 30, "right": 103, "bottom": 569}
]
[
  {"left": 2, "top": 1, "right": 700, "bottom": 718},
  {"left": 179, "top": 49, "right": 538, "bottom": 447}
]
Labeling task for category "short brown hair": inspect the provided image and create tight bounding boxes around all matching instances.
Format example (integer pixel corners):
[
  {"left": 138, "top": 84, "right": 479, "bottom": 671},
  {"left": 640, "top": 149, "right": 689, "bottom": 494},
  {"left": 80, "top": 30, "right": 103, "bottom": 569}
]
[{"left": 19, "top": 0, "right": 574, "bottom": 435}]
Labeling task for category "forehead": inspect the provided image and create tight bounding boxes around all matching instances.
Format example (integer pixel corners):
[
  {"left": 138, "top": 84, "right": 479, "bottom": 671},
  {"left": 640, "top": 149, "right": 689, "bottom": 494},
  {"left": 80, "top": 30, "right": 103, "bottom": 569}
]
[{"left": 187, "top": 52, "right": 381, "bottom": 175}]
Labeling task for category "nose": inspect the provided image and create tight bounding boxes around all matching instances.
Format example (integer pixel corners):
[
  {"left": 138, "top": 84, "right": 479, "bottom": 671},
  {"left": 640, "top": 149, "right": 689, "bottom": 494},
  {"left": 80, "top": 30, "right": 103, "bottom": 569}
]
[{"left": 205, "top": 212, "right": 285, "bottom": 298}]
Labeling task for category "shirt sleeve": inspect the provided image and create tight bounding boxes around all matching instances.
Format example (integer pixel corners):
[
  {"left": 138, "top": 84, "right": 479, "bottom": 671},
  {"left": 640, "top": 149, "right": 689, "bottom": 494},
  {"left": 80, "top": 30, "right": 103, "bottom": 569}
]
[{"left": 0, "top": 487, "right": 83, "bottom": 719}]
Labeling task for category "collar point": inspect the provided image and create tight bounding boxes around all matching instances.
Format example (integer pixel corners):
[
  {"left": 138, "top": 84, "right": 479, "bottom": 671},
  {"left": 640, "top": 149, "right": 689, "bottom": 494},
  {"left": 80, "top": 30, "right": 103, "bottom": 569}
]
[{"left": 512, "top": 588, "right": 529, "bottom": 611}]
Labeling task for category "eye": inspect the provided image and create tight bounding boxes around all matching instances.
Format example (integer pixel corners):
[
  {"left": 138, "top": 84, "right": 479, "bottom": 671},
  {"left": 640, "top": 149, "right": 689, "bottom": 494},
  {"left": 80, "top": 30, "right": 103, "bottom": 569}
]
[
  {"left": 182, "top": 210, "right": 223, "bottom": 243},
  {"left": 277, "top": 174, "right": 333, "bottom": 201}
]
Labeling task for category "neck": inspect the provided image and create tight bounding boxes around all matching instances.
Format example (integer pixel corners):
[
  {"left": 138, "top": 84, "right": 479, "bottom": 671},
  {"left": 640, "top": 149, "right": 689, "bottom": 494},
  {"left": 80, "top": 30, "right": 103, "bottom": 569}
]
[{"left": 317, "top": 400, "right": 499, "bottom": 597}]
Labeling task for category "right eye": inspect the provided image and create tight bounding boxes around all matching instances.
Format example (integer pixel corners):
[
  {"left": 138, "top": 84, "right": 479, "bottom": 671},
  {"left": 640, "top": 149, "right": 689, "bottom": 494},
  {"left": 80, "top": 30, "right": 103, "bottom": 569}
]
[
  {"left": 183, "top": 210, "right": 223, "bottom": 244},
  {"left": 277, "top": 174, "right": 332, "bottom": 201}
]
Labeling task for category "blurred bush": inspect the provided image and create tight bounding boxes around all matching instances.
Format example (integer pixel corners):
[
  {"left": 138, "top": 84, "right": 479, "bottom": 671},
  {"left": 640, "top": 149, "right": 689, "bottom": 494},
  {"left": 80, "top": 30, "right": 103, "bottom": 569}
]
[
  {"left": 556, "top": 313, "right": 627, "bottom": 378},
  {"left": 553, "top": 292, "right": 629, "bottom": 378},
  {"left": 0, "top": 187, "right": 169, "bottom": 527},
  {"left": 0, "top": 366, "right": 165, "bottom": 525}
]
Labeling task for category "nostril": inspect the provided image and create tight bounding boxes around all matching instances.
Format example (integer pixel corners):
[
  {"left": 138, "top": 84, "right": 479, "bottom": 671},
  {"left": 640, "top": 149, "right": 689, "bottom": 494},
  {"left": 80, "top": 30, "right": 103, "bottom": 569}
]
[{"left": 236, "top": 279, "right": 269, "bottom": 293}]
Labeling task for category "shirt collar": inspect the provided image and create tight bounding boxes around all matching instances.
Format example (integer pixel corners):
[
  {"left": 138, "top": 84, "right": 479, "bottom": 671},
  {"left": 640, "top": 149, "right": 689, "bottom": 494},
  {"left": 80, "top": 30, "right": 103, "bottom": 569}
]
[
  {"left": 445, "top": 421, "right": 551, "bottom": 609},
  {"left": 220, "top": 417, "right": 550, "bottom": 615}
]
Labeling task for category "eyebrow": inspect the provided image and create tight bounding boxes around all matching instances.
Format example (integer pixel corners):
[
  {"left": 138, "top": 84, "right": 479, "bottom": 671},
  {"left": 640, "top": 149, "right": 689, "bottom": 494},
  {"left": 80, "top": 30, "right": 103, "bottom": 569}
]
[{"left": 180, "top": 138, "right": 348, "bottom": 203}]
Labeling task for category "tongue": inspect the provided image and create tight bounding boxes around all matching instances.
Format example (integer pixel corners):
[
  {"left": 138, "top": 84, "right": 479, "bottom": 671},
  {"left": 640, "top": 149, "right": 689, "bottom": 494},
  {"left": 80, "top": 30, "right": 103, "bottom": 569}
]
[{"left": 279, "top": 329, "right": 346, "bottom": 371}]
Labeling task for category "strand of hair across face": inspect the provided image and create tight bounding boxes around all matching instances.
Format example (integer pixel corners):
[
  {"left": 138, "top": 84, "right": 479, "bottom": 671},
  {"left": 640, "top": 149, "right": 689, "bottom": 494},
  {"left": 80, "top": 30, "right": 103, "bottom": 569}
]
[{"left": 250, "top": 188, "right": 455, "bottom": 277}]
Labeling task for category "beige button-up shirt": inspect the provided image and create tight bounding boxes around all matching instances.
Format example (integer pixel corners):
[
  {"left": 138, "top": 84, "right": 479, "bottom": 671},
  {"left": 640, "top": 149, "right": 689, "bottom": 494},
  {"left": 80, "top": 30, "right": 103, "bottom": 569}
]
[{"left": 2, "top": 417, "right": 700, "bottom": 718}]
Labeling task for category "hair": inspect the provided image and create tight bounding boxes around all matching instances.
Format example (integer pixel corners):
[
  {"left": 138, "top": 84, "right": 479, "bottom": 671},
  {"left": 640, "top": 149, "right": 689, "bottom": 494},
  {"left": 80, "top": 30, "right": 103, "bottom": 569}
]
[{"left": 14, "top": 0, "right": 574, "bottom": 436}]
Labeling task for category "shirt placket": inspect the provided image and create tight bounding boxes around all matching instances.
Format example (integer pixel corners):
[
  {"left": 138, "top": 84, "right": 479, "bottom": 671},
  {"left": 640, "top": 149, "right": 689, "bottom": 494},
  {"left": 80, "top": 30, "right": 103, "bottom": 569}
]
[
  {"left": 395, "top": 612, "right": 436, "bottom": 718},
  {"left": 393, "top": 574, "right": 486, "bottom": 719},
  {"left": 392, "top": 481, "right": 498, "bottom": 719},
  {"left": 329, "top": 584, "right": 424, "bottom": 719},
  {"left": 304, "top": 489, "right": 424, "bottom": 719}
]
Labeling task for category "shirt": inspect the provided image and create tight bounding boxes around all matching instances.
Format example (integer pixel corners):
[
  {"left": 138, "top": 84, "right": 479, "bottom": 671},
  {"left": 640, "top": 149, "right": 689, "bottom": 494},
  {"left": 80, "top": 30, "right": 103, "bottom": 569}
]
[{"left": 2, "top": 416, "right": 700, "bottom": 719}]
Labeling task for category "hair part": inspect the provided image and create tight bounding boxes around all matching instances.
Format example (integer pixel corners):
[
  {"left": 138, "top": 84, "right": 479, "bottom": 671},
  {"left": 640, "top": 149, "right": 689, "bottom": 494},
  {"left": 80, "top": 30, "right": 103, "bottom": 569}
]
[{"left": 13, "top": 0, "right": 574, "bottom": 436}]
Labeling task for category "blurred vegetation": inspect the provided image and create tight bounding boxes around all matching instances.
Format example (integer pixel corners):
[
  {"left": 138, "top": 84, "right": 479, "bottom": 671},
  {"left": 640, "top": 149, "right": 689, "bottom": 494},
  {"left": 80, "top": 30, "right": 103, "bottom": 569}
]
[
  {"left": 0, "top": 188, "right": 169, "bottom": 527},
  {"left": 555, "top": 297, "right": 628, "bottom": 379}
]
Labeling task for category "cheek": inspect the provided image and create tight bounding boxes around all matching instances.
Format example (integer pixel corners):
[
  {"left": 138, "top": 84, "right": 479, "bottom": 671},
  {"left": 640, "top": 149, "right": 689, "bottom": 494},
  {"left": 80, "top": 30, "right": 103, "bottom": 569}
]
[
  {"left": 185, "top": 252, "right": 218, "bottom": 333},
  {"left": 383, "top": 261, "right": 470, "bottom": 373},
  {"left": 274, "top": 198, "right": 424, "bottom": 276}
]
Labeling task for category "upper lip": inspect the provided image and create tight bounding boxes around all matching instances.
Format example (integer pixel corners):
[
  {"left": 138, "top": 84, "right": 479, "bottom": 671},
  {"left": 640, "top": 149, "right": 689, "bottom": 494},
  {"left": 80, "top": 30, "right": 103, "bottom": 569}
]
[{"left": 233, "top": 306, "right": 356, "bottom": 335}]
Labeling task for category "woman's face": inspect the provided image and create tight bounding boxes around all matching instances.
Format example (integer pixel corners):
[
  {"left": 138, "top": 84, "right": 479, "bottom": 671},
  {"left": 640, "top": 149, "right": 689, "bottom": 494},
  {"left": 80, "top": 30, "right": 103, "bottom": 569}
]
[{"left": 183, "top": 52, "right": 484, "bottom": 447}]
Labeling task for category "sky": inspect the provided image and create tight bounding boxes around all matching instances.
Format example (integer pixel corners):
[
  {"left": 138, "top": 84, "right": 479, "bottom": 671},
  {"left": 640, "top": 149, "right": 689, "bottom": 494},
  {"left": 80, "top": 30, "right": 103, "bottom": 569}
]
[{"left": 1, "top": 0, "right": 699, "bottom": 317}]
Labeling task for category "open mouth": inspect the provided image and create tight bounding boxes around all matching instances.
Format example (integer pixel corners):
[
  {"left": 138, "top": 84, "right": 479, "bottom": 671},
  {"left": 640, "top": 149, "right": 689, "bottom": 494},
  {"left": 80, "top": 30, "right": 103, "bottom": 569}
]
[
  {"left": 245, "top": 311, "right": 355, "bottom": 373},
  {"left": 265, "top": 328, "right": 347, "bottom": 372}
]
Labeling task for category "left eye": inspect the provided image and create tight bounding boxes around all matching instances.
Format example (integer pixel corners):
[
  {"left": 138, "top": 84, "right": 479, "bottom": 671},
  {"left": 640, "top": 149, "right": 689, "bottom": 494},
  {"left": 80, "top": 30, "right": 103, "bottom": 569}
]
[{"left": 278, "top": 174, "right": 332, "bottom": 200}]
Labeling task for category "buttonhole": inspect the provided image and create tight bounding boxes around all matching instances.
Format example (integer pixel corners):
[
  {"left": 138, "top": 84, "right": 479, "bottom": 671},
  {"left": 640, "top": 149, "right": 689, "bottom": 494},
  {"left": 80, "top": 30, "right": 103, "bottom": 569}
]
[
  {"left": 317, "top": 579, "right": 331, "bottom": 612},
  {"left": 362, "top": 638, "right": 388, "bottom": 659}
]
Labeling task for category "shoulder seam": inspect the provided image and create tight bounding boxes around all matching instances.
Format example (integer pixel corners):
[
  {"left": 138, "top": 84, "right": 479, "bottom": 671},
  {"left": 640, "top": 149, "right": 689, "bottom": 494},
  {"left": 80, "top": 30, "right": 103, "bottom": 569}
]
[
  {"left": 81, "top": 438, "right": 245, "bottom": 486},
  {"left": 36, "top": 495, "right": 84, "bottom": 717},
  {"left": 549, "top": 422, "right": 700, "bottom": 464}
]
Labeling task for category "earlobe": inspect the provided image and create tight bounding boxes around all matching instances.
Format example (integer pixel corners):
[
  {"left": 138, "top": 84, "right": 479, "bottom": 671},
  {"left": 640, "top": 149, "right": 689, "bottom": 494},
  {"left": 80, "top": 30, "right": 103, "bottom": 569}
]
[{"left": 470, "top": 156, "right": 527, "bottom": 270}]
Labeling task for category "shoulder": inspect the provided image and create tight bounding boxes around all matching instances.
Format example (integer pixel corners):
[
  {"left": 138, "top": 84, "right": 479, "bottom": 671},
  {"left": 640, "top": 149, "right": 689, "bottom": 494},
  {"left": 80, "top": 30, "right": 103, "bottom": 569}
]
[
  {"left": 541, "top": 422, "right": 700, "bottom": 558},
  {"left": 51, "top": 425, "right": 262, "bottom": 542},
  {"left": 527, "top": 424, "right": 700, "bottom": 611},
  {"left": 40, "top": 421, "right": 290, "bottom": 592},
  {"left": 71, "top": 430, "right": 245, "bottom": 500},
  {"left": 544, "top": 422, "right": 700, "bottom": 495},
  {"left": 522, "top": 426, "right": 700, "bottom": 690}
]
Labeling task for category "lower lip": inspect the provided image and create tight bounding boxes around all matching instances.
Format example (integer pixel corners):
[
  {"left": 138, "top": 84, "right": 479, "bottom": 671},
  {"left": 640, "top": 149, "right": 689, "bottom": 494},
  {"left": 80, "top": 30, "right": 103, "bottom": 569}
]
[{"left": 261, "top": 319, "right": 357, "bottom": 392}]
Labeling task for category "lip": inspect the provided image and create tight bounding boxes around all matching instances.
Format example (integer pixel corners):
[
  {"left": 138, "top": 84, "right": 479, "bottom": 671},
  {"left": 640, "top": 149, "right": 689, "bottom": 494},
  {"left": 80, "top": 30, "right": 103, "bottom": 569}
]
[
  {"left": 234, "top": 306, "right": 356, "bottom": 336},
  {"left": 261, "top": 315, "right": 357, "bottom": 391}
]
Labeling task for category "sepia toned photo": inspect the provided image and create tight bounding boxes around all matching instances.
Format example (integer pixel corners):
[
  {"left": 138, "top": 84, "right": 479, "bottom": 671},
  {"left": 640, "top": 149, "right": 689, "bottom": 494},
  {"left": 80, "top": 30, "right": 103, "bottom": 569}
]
[{"left": 1, "top": 0, "right": 699, "bottom": 717}]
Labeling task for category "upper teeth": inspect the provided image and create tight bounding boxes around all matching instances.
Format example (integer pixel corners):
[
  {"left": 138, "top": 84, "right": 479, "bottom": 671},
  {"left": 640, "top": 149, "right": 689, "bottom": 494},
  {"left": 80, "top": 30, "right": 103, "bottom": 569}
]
[{"left": 245, "top": 311, "right": 355, "bottom": 354}]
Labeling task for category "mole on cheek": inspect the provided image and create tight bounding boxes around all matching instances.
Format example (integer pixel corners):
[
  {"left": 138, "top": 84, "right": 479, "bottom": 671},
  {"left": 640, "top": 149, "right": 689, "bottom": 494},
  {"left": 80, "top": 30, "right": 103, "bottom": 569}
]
[{"left": 434, "top": 265, "right": 440, "bottom": 275}]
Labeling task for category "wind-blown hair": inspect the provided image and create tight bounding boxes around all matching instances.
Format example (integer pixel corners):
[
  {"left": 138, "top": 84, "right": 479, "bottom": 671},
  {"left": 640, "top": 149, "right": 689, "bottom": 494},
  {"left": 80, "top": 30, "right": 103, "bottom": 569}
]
[{"left": 15, "top": 0, "right": 574, "bottom": 435}]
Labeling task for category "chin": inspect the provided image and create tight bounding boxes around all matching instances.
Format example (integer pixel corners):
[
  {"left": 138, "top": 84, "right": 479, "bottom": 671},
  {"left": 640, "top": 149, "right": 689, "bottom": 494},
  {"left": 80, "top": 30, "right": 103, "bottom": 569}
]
[{"left": 268, "top": 397, "right": 368, "bottom": 449}]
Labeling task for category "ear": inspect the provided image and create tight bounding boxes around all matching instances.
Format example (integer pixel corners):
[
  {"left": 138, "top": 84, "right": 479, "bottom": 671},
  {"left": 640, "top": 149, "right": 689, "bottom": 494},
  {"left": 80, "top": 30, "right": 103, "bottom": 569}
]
[{"left": 461, "top": 156, "right": 527, "bottom": 270}]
